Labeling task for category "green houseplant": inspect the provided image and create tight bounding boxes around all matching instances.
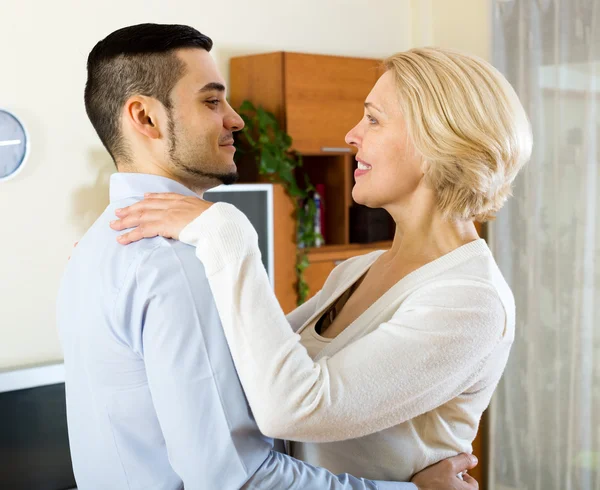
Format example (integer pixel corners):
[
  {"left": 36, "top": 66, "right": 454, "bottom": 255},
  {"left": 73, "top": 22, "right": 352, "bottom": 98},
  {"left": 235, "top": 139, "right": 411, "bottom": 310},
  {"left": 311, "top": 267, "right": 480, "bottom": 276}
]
[{"left": 234, "top": 100, "right": 322, "bottom": 304}]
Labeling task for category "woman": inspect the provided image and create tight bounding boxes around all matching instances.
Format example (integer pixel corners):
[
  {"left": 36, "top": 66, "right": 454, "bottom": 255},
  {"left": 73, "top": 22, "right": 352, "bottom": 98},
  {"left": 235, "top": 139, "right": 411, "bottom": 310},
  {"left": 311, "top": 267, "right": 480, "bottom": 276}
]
[{"left": 111, "top": 47, "right": 532, "bottom": 481}]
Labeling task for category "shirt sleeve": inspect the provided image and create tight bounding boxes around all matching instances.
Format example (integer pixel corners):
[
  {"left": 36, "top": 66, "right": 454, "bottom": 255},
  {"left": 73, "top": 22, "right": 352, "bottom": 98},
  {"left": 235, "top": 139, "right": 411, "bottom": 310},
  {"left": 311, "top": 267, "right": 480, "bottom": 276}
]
[
  {"left": 246, "top": 450, "right": 417, "bottom": 490},
  {"left": 180, "top": 203, "right": 507, "bottom": 442}
]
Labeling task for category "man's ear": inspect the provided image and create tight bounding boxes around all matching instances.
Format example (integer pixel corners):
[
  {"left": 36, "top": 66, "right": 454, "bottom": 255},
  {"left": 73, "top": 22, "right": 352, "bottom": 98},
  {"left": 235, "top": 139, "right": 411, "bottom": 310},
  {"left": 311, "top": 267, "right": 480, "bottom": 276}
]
[{"left": 123, "top": 95, "right": 164, "bottom": 140}]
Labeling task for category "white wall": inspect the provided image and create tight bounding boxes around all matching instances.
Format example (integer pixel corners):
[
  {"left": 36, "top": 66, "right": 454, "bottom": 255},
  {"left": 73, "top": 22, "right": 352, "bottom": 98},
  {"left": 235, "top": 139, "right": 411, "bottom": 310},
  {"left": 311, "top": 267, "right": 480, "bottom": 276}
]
[{"left": 0, "top": 0, "right": 414, "bottom": 369}]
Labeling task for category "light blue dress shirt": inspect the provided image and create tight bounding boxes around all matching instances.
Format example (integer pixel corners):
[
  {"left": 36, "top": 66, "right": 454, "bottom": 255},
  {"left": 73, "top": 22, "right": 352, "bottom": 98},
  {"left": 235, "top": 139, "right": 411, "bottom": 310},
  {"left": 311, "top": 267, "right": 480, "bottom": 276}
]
[{"left": 57, "top": 173, "right": 416, "bottom": 490}]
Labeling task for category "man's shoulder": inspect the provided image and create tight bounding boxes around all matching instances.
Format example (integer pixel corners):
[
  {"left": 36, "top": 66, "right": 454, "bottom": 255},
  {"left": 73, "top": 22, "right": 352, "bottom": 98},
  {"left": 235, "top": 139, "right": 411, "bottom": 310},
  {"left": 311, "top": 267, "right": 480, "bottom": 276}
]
[
  {"left": 139, "top": 239, "right": 204, "bottom": 273},
  {"left": 68, "top": 206, "right": 207, "bottom": 296},
  {"left": 133, "top": 239, "right": 211, "bottom": 298},
  {"left": 81, "top": 203, "right": 198, "bottom": 266}
]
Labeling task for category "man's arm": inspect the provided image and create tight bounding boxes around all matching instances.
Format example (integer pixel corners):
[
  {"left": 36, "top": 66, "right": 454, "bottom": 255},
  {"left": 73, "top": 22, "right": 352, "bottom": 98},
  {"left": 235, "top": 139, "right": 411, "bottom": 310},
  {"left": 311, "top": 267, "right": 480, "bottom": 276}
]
[
  {"left": 245, "top": 452, "right": 479, "bottom": 490},
  {"left": 244, "top": 450, "right": 416, "bottom": 489}
]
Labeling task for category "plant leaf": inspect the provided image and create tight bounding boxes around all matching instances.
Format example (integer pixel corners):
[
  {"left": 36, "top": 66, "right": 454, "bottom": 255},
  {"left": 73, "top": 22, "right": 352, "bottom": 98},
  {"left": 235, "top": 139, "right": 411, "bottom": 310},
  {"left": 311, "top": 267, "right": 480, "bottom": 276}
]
[{"left": 239, "top": 100, "right": 256, "bottom": 113}]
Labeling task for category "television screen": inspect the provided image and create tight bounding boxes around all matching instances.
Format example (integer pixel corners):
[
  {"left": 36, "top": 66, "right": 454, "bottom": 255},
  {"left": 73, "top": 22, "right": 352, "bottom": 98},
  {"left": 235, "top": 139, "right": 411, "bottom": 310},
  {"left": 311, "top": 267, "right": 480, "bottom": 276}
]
[{"left": 0, "top": 381, "right": 76, "bottom": 490}]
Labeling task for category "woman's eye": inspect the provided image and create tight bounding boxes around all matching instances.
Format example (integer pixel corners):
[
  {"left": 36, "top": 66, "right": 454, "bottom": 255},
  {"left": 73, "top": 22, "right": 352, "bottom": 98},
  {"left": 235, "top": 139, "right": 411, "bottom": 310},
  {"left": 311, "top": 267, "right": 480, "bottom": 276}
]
[{"left": 366, "top": 114, "right": 378, "bottom": 124}]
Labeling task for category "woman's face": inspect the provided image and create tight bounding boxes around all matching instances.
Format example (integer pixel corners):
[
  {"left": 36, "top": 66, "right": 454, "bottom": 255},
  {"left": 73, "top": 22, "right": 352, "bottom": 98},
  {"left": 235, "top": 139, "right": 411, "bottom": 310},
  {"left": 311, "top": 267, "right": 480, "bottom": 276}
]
[{"left": 345, "top": 71, "right": 424, "bottom": 209}]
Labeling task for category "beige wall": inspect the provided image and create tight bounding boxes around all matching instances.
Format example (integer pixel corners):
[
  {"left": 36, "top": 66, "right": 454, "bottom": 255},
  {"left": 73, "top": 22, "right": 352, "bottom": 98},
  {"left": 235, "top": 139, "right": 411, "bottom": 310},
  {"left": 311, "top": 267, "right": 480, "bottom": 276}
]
[
  {"left": 0, "top": 0, "right": 412, "bottom": 369},
  {"left": 0, "top": 0, "right": 491, "bottom": 370},
  {"left": 413, "top": 0, "right": 491, "bottom": 60}
]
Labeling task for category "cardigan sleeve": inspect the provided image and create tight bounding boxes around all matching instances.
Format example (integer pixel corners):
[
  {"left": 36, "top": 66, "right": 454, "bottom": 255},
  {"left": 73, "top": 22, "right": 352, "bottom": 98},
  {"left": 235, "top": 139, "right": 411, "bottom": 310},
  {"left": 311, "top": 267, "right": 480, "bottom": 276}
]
[{"left": 180, "top": 203, "right": 507, "bottom": 442}]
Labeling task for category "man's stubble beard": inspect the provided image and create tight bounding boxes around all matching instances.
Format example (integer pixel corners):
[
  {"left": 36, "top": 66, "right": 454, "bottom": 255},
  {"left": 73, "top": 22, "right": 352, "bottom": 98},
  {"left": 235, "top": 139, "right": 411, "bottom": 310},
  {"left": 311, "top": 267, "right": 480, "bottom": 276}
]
[{"left": 167, "top": 112, "right": 239, "bottom": 188}]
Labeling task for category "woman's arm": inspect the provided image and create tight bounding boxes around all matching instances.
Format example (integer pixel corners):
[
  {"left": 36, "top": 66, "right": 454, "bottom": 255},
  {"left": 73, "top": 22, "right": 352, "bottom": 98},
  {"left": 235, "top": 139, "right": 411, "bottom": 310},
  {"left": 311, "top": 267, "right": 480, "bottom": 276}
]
[{"left": 180, "top": 203, "right": 508, "bottom": 442}]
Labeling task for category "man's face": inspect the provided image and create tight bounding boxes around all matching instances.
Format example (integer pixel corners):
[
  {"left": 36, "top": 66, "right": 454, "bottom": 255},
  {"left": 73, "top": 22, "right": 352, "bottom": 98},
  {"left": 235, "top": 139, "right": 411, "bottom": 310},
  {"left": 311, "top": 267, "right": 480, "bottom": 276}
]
[{"left": 165, "top": 48, "right": 244, "bottom": 189}]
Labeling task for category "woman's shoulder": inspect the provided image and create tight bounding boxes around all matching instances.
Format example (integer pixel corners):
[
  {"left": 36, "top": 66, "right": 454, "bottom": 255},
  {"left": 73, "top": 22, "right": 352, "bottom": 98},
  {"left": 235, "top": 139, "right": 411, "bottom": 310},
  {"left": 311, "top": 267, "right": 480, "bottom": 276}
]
[
  {"left": 410, "top": 240, "right": 512, "bottom": 300},
  {"left": 411, "top": 248, "right": 511, "bottom": 302},
  {"left": 398, "top": 247, "right": 515, "bottom": 339},
  {"left": 443, "top": 245, "right": 514, "bottom": 312}
]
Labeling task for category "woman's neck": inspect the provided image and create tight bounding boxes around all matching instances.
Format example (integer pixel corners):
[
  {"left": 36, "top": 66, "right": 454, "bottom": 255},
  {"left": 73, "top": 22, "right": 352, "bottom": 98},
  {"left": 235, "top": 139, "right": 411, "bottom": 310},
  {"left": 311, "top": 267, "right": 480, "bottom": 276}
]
[{"left": 383, "top": 188, "right": 480, "bottom": 265}]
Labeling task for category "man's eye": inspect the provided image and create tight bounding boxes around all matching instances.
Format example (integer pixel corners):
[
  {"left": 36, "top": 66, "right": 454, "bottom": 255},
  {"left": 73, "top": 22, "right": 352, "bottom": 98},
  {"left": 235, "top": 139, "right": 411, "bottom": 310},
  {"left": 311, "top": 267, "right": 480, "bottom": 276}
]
[{"left": 207, "top": 99, "right": 220, "bottom": 106}]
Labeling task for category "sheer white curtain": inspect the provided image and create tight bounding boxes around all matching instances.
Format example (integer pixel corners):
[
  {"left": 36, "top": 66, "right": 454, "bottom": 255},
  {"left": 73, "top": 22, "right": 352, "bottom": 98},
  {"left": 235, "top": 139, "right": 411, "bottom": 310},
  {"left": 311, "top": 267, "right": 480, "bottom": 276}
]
[{"left": 490, "top": 1, "right": 599, "bottom": 489}]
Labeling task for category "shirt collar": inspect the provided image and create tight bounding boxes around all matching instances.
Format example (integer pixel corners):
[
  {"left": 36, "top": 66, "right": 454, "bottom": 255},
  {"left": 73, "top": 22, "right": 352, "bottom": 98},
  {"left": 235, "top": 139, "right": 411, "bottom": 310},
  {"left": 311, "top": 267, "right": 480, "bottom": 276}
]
[{"left": 109, "top": 173, "right": 199, "bottom": 203}]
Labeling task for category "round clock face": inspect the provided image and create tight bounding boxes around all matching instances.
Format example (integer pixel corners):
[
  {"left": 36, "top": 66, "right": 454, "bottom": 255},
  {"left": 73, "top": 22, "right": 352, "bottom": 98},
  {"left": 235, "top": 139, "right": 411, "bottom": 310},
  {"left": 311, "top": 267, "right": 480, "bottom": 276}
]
[{"left": 0, "top": 110, "right": 29, "bottom": 182}]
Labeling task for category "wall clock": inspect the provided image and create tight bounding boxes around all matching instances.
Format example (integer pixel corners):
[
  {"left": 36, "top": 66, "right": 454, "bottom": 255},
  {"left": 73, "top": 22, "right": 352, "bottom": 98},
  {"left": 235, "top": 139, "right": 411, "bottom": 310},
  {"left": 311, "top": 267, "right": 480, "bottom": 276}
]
[{"left": 0, "top": 109, "right": 29, "bottom": 182}]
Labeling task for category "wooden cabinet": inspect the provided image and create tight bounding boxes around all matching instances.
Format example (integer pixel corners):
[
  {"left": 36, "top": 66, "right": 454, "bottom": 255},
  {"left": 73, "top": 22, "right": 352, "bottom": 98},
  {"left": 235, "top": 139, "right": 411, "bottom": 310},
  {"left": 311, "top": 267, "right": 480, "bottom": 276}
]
[
  {"left": 230, "top": 52, "right": 381, "bottom": 155},
  {"left": 284, "top": 53, "right": 381, "bottom": 154},
  {"left": 303, "top": 259, "right": 339, "bottom": 299}
]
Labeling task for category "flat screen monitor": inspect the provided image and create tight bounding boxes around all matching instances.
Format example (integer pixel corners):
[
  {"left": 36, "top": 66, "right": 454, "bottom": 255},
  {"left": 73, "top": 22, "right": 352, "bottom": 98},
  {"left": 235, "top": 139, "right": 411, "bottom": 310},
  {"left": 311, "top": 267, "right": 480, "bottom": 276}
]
[{"left": 0, "top": 363, "right": 76, "bottom": 490}]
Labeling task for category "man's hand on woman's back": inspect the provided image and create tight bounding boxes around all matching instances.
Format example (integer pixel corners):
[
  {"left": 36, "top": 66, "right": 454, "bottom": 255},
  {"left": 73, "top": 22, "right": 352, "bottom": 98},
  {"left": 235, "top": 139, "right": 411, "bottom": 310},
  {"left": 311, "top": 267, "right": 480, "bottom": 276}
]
[{"left": 411, "top": 453, "right": 479, "bottom": 490}]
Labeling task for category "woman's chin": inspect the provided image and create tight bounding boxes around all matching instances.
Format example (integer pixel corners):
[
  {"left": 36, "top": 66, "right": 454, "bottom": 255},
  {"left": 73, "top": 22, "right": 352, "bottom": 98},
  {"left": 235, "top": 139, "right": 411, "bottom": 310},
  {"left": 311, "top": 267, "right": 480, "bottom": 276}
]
[
  {"left": 351, "top": 185, "right": 368, "bottom": 206},
  {"left": 352, "top": 188, "right": 389, "bottom": 210}
]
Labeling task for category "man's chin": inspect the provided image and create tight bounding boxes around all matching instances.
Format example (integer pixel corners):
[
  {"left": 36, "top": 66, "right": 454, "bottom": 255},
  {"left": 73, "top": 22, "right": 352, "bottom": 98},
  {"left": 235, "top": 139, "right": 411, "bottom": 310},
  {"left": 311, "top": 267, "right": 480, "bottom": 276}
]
[
  {"left": 217, "top": 171, "right": 239, "bottom": 186},
  {"left": 183, "top": 165, "right": 238, "bottom": 186}
]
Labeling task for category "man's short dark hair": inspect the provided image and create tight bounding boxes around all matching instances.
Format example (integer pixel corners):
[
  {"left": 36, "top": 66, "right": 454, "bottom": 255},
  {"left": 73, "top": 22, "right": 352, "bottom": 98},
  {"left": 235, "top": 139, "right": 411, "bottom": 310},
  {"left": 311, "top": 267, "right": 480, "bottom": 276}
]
[{"left": 84, "top": 23, "right": 213, "bottom": 163}]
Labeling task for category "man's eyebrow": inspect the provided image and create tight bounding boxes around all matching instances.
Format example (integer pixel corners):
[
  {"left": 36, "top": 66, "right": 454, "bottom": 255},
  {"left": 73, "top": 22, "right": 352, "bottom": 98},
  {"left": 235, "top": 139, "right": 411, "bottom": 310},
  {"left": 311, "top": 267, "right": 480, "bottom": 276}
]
[{"left": 198, "top": 82, "right": 226, "bottom": 93}]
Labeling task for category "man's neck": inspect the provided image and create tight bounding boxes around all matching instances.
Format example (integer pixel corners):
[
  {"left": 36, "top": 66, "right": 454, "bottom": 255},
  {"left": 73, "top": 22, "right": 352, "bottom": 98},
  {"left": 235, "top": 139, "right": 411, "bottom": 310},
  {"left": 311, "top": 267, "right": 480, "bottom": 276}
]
[{"left": 116, "top": 163, "right": 211, "bottom": 197}]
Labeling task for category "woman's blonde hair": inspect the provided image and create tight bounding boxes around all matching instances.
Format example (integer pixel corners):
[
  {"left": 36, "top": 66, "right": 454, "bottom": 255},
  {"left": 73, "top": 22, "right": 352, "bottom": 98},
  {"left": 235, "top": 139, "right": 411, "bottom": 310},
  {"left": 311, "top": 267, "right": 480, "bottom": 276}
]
[{"left": 383, "top": 47, "right": 532, "bottom": 222}]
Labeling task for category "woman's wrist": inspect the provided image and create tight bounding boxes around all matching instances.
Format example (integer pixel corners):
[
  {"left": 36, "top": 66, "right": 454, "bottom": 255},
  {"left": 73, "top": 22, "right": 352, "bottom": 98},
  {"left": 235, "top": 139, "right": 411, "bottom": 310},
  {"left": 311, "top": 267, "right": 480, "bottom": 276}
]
[{"left": 180, "top": 202, "right": 259, "bottom": 276}]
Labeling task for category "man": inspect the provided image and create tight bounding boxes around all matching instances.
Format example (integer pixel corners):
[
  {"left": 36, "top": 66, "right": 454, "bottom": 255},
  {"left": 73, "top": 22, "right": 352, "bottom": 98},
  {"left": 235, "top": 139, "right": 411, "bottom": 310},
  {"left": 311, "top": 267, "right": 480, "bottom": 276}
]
[{"left": 58, "top": 23, "right": 479, "bottom": 489}]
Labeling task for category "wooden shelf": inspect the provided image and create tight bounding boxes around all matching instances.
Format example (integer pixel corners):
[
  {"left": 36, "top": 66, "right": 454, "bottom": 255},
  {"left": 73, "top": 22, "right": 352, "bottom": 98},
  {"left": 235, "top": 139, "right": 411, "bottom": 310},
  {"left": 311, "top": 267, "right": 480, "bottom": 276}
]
[
  {"left": 298, "top": 154, "right": 354, "bottom": 245},
  {"left": 305, "top": 241, "right": 392, "bottom": 262}
]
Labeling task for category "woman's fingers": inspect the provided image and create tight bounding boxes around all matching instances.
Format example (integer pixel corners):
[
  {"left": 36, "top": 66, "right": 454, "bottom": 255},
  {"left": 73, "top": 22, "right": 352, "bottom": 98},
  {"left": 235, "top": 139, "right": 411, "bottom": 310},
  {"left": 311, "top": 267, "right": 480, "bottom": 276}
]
[
  {"left": 144, "top": 192, "right": 185, "bottom": 200},
  {"left": 115, "top": 198, "right": 170, "bottom": 218},
  {"left": 110, "top": 211, "right": 177, "bottom": 245},
  {"left": 110, "top": 193, "right": 212, "bottom": 245},
  {"left": 110, "top": 210, "right": 165, "bottom": 232},
  {"left": 116, "top": 226, "right": 159, "bottom": 245}
]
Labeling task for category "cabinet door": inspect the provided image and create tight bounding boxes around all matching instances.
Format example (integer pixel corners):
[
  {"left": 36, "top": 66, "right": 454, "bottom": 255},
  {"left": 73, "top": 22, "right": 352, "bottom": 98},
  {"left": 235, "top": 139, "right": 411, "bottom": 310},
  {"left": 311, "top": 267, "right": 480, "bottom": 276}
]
[
  {"left": 284, "top": 53, "right": 380, "bottom": 154},
  {"left": 304, "top": 259, "right": 341, "bottom": 301}
]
